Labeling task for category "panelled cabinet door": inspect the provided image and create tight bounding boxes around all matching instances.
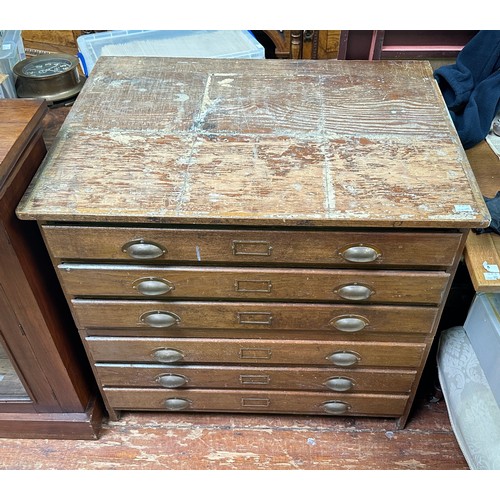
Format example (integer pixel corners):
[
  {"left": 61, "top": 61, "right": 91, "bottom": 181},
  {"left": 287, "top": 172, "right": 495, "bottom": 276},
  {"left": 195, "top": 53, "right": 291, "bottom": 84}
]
[{"left": 0, "top": 99, "right": 102, "bottom": 439}]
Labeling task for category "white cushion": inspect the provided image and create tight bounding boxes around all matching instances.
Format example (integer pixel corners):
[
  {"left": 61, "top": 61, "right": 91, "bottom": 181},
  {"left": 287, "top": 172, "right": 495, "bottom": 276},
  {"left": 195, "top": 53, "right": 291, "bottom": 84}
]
[{"left": 437, "top": 326, "right": 500, "bottom": 469}]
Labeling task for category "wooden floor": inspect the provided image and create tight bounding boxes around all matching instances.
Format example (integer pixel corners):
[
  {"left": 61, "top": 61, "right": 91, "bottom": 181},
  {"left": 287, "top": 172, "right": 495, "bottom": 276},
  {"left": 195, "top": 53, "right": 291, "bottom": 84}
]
[
  {"left": 0, "top": 395, "right": 467, "bottom": 470},
  {"left": 0, "top": 103, "right": 471, "bottom": 471}
]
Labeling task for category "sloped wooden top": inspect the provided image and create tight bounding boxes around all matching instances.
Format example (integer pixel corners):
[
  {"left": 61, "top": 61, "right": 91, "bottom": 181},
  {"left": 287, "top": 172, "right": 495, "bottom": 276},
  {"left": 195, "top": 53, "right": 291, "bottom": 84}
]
[{"left": 17, "top": 57, "right": 489, "bottom": 228}]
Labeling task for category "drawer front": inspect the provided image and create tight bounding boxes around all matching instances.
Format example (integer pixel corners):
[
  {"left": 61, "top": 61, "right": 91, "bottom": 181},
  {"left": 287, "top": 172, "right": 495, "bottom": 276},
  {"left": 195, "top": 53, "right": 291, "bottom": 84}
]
[
  {"left": 42, "top": 225, "right": 462, "bottom": 268},
  {"left": 72, "top": 299, "right": 438, "bottom": 334},
  {"left": 103, "top": 387, "right": 409, "bottom": 417},
  {"left": 96, "top": 363, "right": 417, "bottom": 393},
  {"left": 59, "top": 264, "right": 450, "bottom": 304},
  {"left": 87, "top": 337, "right": 426, "bottom": 368}
]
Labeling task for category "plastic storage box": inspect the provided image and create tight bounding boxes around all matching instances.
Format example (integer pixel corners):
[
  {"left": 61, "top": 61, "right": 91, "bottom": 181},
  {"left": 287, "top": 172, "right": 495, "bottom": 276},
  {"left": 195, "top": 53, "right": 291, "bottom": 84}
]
[
  {"left": 464, "top": 292, "right": 500, "bottom": 407},
  {"left": 0, "top": 30, "right": 26, "bottom": 98},
  {"left": 77, "top": 30, "right": 265, "bottom": 76}
]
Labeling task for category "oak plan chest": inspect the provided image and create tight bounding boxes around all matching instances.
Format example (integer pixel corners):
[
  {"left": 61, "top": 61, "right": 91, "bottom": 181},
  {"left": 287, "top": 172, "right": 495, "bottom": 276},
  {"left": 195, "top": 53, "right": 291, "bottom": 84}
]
[{"left": 17, "top": 57, "right": 489, "bottom": 428}]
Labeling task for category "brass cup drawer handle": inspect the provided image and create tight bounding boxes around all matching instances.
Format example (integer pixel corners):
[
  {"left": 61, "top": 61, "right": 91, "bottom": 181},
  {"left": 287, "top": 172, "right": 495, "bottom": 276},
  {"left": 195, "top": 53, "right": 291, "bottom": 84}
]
[
  {"left": 156, "top": 374, "right": 188, "bottom": 388},
  {"left": 331, "top": 315, "right": 369, "bottom": 332},
  {"left": 322, "top": 401, "right": 351, "bottom": 415},
  {"left": 133, "top": 278, "right": 175, "bottom": 296},
  {"left": 339, "top": 244, "right": 381, "bottom": 263},
  {"left": 335, "top": 284, "right": 373, "bottom": 301},
  {"left": 140, "top": 311, "right": 180, "bottom": 328},
  {"left": 152, "top": 348, "right": 185, "bottom": 363},
  {"left": 324, "top": 377, "right": 354, "bottom": 392},
  {"left": 327, "top": 351, "right": 361, "bottom": 367},
  {"left": 164, "top": 398, "right": 191, "bottom": 411},
  {"left": 122, "top": 240, "right": 166, "bottom": 259}
]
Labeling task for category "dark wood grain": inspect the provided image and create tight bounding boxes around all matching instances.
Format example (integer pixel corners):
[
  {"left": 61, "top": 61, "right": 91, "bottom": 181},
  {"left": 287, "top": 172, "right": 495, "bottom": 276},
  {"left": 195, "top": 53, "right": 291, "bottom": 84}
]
[
  {"left": 104, "top": 387, "right": 409, "bottom": 416},
  {"left": 57, "top": 263, "right": 450, "bottom": 304},
  {"left": 96, "top": 363, "right": 416, "bottom": 393},
  {"left": 42, "top": 225, "right": 464, "bottom": 267},
  {"left": 72, "top": 299, "right": 438, "bottom": 334},
  {"left": 86, "top": 336, "right": 426, "bottom": 367},
  {"left": 0, "top": 99, "right": 102, "bottom": 439}
]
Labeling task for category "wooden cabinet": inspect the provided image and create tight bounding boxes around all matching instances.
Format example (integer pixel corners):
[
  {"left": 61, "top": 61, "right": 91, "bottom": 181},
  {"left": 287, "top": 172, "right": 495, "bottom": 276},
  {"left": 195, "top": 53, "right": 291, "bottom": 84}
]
[
  {"left": 0, "top": 99, "right": 102, "bottom": 439},
  {"left": 258, "top": 31, "right": 341, "bottom": 59},
  {"left": 17, "top": 58, "right": 489, "bottom": 429}
]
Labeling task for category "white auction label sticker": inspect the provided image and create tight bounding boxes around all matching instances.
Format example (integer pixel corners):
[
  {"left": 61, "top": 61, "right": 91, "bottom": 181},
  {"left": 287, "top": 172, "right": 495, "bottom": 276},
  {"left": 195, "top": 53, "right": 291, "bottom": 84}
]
[
  {"left": 454, "top": 204, "right": 474, "bottom": 212},
  {"left": 483, "top": 261, "right": 500, "bottom": 273},
  {"left": 484, "top": 272, "right": 500, "bottom": 280}
]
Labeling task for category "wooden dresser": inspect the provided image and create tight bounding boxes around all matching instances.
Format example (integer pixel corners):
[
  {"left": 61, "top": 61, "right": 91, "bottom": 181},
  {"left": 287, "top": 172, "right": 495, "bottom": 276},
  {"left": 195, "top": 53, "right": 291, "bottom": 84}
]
[
  {"left": 0, "top": 99, "right": 102, "bottom": 439},
  {"left": 17, "top": 57, "right": 489, "bottom": 429}
]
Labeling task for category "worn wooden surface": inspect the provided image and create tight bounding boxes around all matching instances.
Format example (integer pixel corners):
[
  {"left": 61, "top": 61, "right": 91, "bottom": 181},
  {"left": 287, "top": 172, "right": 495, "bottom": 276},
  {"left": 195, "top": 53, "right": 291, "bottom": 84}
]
[
  {"left": 0, "top": 401, "right": 468, "bottom": 470},
  {"left": 464, "top": 141, "right": 500, "bottom": 291},
  {"left": 17, "top": 58, "right": 489, "bottom": 228}
]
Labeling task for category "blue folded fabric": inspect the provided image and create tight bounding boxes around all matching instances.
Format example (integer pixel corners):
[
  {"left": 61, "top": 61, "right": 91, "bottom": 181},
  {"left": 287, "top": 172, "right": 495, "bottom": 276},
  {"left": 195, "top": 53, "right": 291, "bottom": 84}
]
[
  {"left": 474, "top": 192, "right": 500, "bottom": 235},
  {"left": 434, "top": 30, "right": 500, "bottom": 149}
]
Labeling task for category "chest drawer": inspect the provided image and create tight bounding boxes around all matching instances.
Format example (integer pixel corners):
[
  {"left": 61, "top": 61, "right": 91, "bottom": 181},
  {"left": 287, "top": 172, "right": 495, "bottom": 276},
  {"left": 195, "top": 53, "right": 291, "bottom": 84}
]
[
  {"left": 42, "top": 225, "right": 463, "bottom": 268},
  {"left": 72, "top": 299, "right": 438, "bottom": 334},
  {"left": 86, "top": 336, "right": 426, "bottom": 368},
  {"left": 96, "top": 363, "right": 417, "bottom": 393},
  {"left": 103, "top": 387, "right": 409, "bottom": 417},
  {"left": 59, "top": 264, "right": 450, "bottom": 304}
]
